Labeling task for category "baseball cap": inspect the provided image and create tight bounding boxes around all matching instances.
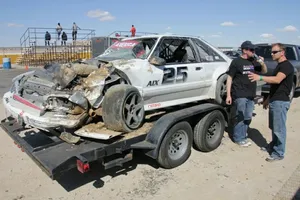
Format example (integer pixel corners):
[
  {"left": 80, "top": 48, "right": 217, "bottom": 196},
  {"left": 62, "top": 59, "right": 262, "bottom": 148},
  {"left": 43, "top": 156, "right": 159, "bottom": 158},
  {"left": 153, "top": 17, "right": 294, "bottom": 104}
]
[{"left": 241, "top": 41, "right": 255, "bottom": 50}]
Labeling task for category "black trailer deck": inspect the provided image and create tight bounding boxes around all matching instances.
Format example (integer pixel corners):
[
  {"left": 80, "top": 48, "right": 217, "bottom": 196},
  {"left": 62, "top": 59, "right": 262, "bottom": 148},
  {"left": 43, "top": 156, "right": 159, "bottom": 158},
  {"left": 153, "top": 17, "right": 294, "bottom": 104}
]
[
  {"left": 0, "top": 117, "right": 153, "bottom": 180},
  {"left": 0, "top": 102, "right": 234, "bottom": 180}
]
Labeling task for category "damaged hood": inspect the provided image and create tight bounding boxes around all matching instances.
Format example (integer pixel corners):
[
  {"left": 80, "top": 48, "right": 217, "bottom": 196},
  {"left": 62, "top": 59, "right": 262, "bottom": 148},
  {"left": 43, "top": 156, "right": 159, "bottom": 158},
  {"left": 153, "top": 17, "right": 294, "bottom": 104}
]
[{"left": 11, "top": 58, "right": 140, "bottom": 111}]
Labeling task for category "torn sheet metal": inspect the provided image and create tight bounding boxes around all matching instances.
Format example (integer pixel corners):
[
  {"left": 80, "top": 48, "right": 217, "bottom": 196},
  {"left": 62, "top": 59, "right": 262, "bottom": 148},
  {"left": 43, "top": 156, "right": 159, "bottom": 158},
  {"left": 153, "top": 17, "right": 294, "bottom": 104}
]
[
  {"left": 82, "top": 66, "right": 110, "bottom": 88},
  {"left": 71, "top": 63, "right": 98, "bottom": 76},
  {"left": 74, "top": 122, "right": 123, "bottom": 140}
]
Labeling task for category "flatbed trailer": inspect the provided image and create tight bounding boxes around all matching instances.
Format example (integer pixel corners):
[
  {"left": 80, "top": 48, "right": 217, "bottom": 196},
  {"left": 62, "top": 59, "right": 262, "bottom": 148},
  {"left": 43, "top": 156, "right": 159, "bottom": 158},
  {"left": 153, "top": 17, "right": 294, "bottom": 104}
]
[{"left": 0, "top": 102, "right": 231, "bottom": 180}]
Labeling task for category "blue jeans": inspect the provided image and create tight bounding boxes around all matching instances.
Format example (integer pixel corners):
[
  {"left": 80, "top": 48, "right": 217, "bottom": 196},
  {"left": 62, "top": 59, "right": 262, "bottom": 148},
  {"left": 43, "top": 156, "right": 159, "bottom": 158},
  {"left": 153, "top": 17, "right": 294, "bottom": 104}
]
[
  {"left": 233, "top": 98, "right": 255, "bottom": 142},
  {"left": 268, "top": 101, "right": 290, "bottom": 158}
]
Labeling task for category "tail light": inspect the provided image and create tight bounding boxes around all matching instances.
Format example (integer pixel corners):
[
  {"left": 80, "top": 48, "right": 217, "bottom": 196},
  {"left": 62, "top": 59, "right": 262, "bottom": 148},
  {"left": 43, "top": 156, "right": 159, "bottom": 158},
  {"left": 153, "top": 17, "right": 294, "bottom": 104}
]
[{"left": 76, "top": 159, "right": 90, "bottom": 173}]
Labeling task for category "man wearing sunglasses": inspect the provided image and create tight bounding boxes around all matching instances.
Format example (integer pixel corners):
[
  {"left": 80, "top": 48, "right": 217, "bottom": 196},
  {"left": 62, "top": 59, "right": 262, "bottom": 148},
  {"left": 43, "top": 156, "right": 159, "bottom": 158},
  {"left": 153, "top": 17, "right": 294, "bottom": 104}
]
[
  {"left": 248, "top": 43, "right": 294, "bottom": 162},
  {"left": 226, "top": 41, "right": 267, "bottom": 147}
]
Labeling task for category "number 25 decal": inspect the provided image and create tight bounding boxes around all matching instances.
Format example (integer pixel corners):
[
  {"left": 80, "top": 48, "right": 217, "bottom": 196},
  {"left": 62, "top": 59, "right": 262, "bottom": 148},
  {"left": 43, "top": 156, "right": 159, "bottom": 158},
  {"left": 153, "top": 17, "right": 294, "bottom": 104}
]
[{"left": 162, "top": 66, "right": 188, "bottom": 84}]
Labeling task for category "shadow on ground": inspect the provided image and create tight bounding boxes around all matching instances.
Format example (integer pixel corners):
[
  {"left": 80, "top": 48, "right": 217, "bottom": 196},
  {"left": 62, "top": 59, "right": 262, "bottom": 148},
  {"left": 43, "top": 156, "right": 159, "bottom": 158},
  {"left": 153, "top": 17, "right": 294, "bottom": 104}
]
[
  {"left": 247, "top": 128, "right": 268, "bottom": 148},
  {"left": 55, "top": 150, "right": 160, "bottom": 192},
  {"left": 293, "top": 188, "right": 300, "bottom": 200}
]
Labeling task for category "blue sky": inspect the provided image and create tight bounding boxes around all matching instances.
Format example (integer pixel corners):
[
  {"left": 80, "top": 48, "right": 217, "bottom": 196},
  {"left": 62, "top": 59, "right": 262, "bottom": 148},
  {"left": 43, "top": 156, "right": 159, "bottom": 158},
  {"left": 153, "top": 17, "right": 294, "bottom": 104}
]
[{"left": 1, "top": 0, "right": 300, "bottom": 47}]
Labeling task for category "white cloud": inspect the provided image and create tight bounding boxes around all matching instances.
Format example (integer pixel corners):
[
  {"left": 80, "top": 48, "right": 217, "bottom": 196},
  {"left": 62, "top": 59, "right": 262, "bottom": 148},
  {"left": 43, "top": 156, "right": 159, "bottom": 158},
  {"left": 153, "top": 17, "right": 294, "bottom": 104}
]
[
  {"left": 7, "top": 23, "right": 24, "bottom": 27},
  {"left": 277, "top": 25, "right": 298, "bottom": 32},
  {"left": 260, "top": 33, "right": 274, "bottom": 38},
  {"left": 220, "top": 21, "right": 237, "bottom": 26},
  {"left": 210, "top": 34, "right": 221, "bottom": 38},
  {"left": 87, "top": 9, "right": 115, "bottom": 21},
  {"left": 208, "top": 32, "right": 223, "bottom": 38},
  {"left": 166, "top": 26, "right": 171, "bottom": 30}
]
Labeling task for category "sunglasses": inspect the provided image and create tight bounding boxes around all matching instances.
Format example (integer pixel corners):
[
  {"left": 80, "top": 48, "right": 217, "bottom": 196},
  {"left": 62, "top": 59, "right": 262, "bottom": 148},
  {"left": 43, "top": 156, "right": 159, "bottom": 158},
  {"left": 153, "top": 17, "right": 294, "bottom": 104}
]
[
  {"left": 271, "top": 50, "right": 282, "bottom": 54},
  {"left": 245, "top": 48, "right": 255, "bottom": 52}
]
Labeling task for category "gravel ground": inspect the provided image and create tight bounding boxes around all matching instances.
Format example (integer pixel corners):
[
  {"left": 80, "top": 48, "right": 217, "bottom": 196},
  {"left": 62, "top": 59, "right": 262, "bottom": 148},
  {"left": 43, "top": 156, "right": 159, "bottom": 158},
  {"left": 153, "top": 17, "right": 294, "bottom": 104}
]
[{"left": 0, "top": 69, "right": 299, "bottom": 200}]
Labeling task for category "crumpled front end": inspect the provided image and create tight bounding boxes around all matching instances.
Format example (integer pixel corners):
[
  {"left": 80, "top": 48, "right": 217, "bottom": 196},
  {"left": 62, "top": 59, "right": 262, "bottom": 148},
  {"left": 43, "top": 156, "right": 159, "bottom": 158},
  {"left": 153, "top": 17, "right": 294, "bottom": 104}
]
[
  {"left": 3, "top": 91, "right": 88, "bottom": 129},
  {"left": 3, "top": 60, "right": 123, "bottom": 130}
]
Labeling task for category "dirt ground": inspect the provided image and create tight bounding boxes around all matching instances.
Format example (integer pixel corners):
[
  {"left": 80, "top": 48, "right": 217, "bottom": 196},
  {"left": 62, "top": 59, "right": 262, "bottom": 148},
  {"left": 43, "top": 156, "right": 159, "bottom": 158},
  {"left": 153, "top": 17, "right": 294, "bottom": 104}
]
[{"left": 0, "top": 69, "right": 299, "bottom": 200}]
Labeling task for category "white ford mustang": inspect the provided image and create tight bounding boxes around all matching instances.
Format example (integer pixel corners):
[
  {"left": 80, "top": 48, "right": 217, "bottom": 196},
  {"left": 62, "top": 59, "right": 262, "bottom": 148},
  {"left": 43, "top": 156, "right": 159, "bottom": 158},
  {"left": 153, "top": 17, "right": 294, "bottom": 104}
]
[{"left": 3, "top": 34, "right": 231, "bottom": 138}]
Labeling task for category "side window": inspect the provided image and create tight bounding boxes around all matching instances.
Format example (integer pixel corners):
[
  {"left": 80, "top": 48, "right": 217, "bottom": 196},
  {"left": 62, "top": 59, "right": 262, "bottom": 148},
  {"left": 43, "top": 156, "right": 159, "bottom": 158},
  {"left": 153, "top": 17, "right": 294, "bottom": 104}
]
[
  {"left": 193, "top": 38, "right": 225, "bottom": 62},
  {"left": 194, "top": 41, "right": 212, "bottom": 62},
  {"left": 184, "top": 43, "right": 197, "bottom": 63},
  {"left": 153, "top": 38, "right": 197, "bottom": 64},
  {"left": 285, "top": 47, "right": 296, "bottom": 60}
]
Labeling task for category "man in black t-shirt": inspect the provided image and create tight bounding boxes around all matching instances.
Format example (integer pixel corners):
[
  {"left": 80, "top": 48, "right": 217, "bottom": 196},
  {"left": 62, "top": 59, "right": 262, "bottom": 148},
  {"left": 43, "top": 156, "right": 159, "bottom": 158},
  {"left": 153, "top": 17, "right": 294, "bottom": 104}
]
[
  {"left": 248, "top": 43, "right": 294, "bottom": 162},
  {"left": 226, "top": 41, "right": 267, "bottom": 147}
]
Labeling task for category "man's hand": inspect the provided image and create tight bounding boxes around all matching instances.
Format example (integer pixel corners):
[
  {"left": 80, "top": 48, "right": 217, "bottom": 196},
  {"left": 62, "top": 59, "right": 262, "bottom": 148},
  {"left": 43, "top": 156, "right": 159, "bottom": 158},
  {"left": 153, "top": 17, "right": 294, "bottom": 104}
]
[
  {"left": 258, "top": 56, "right": 264, "bottom": 62},
  {"left": 248, "top": 72, "right": 260, "bottom": 82},
  {"left": 263, "top": 98, "right": 269, "bottom": 109},
  {"left": 226, "top": 96, "right": 232, "bottom": 105}
]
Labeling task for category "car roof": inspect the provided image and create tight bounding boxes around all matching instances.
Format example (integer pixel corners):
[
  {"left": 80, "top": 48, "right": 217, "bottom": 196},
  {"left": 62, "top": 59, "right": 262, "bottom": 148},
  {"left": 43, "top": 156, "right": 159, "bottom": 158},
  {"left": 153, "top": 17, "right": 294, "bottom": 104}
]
[
  {"left": 121, "top": 34, "right": 203, "bottom": 41},
  {"left": 255, "top": 43, "right": 297, "bottom": 47}
]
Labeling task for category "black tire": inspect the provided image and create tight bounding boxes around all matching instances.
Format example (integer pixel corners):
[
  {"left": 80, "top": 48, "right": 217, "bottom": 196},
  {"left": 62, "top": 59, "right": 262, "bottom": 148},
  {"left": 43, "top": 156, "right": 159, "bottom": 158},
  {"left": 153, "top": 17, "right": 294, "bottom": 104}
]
[
  {"left": 215, "top": 74, "right": 228, "bottom": 105},
  {"left": 193, "top": 110, "right": 225, "bottom": 152},
  {"left": 102, "top": 85, "right": 145, "bottom": 132},
  {"left": 157, "top": 121, "right": 193, "bottom": 169}
]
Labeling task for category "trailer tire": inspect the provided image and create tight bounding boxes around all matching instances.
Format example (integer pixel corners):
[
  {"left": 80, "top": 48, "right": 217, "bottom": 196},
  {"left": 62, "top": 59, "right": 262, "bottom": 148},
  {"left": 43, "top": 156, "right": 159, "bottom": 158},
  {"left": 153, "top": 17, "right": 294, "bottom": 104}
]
[
  {"left": 102, "top": 85, "right": 145, "bottom": 132},
  {"left": 193, "top": 110, "right": 225, "bottom": 152},
  {"left": 157, "top": 121, "right": 193, "bottom": 169}
]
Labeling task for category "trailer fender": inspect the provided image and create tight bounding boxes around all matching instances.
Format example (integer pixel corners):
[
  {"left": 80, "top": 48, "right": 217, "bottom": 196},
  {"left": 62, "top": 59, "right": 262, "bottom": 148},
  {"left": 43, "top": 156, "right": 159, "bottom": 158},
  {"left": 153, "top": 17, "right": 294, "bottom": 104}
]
[{"left": 131, "top": 103, "right": 229, "bottom": 159}]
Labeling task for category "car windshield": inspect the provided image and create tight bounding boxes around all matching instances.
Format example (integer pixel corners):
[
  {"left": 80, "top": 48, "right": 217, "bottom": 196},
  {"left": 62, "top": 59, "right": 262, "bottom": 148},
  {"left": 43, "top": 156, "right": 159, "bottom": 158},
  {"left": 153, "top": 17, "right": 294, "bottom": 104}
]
[
  {"left": 255, "top": 46, "right": 273, "bottom": 59},
  {"left": 97, "top": 38, "right": 157, "bottom": 60}
]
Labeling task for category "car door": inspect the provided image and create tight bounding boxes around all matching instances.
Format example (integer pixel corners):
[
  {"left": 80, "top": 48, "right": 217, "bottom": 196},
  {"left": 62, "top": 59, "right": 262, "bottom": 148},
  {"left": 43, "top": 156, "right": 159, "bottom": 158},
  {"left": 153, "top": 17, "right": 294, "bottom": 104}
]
[{"left": 142, "top": 37, "right": 208, "bottom": 107}]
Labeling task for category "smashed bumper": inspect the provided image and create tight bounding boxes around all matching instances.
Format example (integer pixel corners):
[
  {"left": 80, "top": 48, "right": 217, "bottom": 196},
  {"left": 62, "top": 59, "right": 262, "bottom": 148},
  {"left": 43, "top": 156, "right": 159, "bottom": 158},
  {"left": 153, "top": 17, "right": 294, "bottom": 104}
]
[{"left": 3, "top": 92, "right": 87, "bottom": 129}]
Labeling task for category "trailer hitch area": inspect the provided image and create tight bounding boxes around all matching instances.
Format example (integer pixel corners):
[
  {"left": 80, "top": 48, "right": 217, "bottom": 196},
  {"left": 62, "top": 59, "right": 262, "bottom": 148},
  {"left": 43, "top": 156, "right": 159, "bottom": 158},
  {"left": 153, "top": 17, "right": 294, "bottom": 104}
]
[{"left": 76, "top": 155, "right": 90, "bottom": 174}]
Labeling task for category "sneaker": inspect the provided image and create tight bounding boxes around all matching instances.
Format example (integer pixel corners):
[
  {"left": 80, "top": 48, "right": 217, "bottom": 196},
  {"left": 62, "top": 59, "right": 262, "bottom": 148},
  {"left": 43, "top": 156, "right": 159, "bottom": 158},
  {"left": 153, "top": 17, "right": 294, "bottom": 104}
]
[
  {"left": 260, "top": 144, "right": 272, "bottom": 153},
  {"left": 265, "top": 156, "right": 284, "bottom": 162},
  {"left": 260, "top": 146, "right": 269, "bottom": 152},
  {"left": 236, "top": 140, "right": 252, "bottom": 147}
]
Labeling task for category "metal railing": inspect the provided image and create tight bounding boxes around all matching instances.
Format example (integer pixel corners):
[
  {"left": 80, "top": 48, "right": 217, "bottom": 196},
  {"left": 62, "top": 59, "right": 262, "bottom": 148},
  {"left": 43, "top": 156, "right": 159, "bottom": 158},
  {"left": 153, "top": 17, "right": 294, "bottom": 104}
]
[
  {"left": 20, "top": 27, "right": 95, "bottom": 52},
  {"left": 18, "top": 28, "right": 158, "bottom": 66},
  {"left": 19, "top": 27, "right": 95, "bottom": 66},
  {"left": 20, "top": 42, "right": 92, "bottom": 67}
]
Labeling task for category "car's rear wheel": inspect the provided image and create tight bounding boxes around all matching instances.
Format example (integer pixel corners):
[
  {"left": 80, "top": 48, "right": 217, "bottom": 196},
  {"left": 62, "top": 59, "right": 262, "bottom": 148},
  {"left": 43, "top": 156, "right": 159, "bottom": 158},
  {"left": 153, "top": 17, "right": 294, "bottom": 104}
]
[
  {"left": 215, "top": 74, "right": 228, "bottom": 105},
  {"left": 102, "top": 85, "right": 145, "bottom": 132}
]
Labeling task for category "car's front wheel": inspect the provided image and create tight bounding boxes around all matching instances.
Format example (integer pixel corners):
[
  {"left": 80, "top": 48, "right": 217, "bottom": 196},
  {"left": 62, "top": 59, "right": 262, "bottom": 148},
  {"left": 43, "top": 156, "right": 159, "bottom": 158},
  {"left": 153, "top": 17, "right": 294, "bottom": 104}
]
[{"left": 102, "top": 85, "right": 145, "bottom": 132}]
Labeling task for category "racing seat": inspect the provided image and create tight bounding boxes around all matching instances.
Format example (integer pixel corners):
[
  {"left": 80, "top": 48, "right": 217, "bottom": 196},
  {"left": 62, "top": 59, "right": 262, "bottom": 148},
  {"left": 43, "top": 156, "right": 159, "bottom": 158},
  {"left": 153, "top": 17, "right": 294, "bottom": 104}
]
[{"left": 169, "top": 48, "right": 187, "bottom": 63}]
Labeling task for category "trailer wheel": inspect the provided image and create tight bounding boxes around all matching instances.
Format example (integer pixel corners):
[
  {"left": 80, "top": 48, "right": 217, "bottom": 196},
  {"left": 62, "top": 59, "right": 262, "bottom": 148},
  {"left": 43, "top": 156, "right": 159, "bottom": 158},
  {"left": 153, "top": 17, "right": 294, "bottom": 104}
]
[
  {"left": 102, "top": 85, "right": 145, "bottom": 132},
  {"left": 193, "top": 110, "right": 225, "bottom": 152},
  {"left": 157, "top": 121, "right": 193, "bottom": 169}
]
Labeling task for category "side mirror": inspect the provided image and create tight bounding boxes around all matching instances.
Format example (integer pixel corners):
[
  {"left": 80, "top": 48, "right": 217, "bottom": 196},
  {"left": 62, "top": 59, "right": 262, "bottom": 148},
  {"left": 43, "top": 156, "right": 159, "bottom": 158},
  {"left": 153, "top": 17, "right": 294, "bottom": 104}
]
[{"left": 149, "top": 56, "right": 166, "bottom": 66}]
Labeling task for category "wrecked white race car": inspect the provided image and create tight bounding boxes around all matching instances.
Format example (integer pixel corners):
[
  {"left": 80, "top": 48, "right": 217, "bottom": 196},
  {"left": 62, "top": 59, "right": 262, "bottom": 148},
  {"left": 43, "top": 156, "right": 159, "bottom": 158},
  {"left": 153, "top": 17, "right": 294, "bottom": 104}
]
[{"left": 3, "top": 34, "right": 231, "bottom": 139}]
